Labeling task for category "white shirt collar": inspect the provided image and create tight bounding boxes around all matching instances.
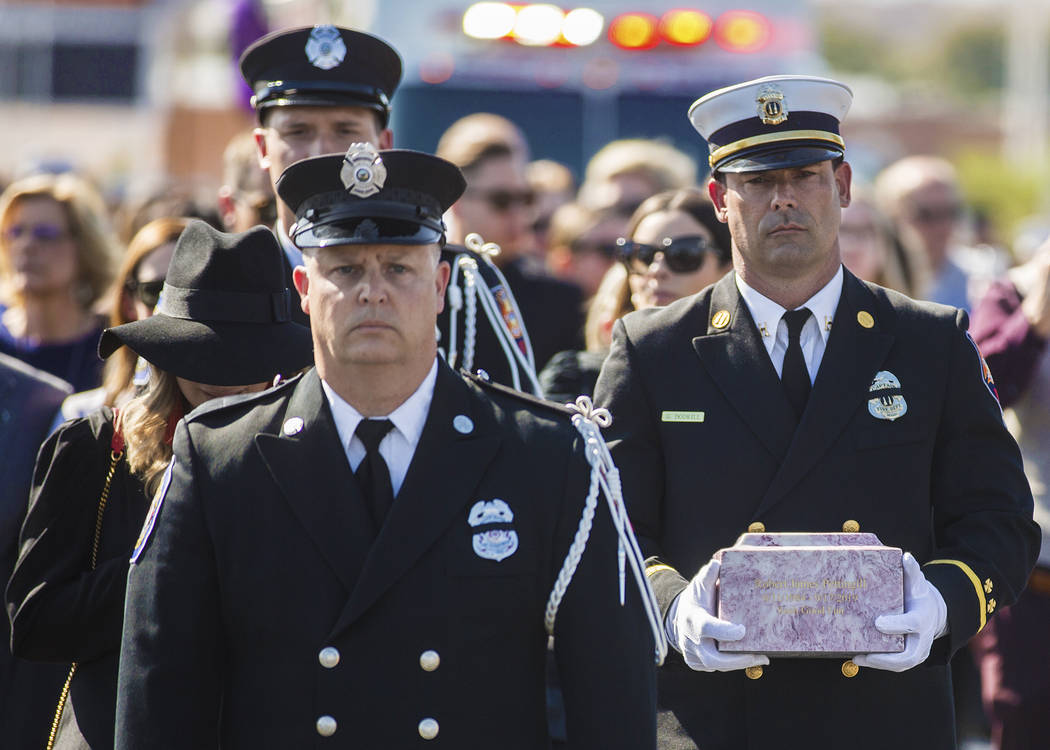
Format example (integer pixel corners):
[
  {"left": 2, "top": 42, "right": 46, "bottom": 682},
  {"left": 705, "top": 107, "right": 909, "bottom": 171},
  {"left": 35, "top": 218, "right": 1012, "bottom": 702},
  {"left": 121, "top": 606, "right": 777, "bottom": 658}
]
[
  {"left": 321, "top": 358, "right": 439, "bottom": 455},
  {"left": 735, "top": 265, "right": 844, "bottom": 349}
]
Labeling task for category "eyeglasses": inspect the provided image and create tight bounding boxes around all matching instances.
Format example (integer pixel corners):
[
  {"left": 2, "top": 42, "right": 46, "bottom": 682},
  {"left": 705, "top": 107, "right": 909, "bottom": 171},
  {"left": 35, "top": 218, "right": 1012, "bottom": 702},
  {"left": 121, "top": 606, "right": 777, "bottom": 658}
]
[
  {"left": 126, "top": 278, "right": 165, "bottom": 309},
  {"left": 616, "top": 235, "right": 711, "bottom": 274},
  {"left": 465, "top": 189, "right": 536, "bottom": 212},
  {"left": 911, "top": 204, "right": 962, "bottom": 225},
  {"left": 3, "top": 223, "right": 69, "bottom": 243}
]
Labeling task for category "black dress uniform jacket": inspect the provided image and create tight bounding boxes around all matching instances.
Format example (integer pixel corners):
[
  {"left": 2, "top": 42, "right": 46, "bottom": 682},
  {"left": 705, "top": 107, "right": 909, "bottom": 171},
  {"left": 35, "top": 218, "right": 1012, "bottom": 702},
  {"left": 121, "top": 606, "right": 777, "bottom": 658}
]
[
  {"left": 116, "top": 362, "right": 656, "bottom": 749},
  {"left": 7, "top": 408, "right": 150, "bottom": 749},
  {"left": 438, "top": 257, "right": 584, "bottom": 389},
  {"left": 593, "top": 269, "right": 1039, "bottom": 750}
]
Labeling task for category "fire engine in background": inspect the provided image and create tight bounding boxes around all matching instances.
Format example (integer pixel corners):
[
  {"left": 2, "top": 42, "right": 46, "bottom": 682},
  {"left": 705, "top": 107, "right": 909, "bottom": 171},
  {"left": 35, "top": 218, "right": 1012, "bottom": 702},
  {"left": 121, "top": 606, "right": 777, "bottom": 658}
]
[{"left": 372, "top": 1, "right": 827, "bottom": 175}]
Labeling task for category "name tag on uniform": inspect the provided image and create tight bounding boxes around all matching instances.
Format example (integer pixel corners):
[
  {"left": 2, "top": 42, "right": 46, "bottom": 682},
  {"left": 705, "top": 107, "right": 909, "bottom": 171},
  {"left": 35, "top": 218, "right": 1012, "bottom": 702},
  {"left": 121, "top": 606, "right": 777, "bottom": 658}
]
[{"left": 661, "top": 411, "right": 705, "bottom": 423}]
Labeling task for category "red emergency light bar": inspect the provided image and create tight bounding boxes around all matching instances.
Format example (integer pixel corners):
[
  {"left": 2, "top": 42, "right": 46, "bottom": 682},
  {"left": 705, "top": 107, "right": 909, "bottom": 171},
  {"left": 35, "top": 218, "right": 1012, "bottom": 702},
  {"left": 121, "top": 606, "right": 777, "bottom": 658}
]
[{"left": 463, "top": 3, "right": 770, "bottom": 52}]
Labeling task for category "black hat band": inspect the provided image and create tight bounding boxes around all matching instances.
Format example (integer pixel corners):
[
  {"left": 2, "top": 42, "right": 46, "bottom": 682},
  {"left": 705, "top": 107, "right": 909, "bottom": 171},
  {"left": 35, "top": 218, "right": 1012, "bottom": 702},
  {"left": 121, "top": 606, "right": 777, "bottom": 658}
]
[
  {"left": 254, "top": 79, "right": 390, "bottom": 110},
  {"left": 159, "top": 284, "right": 291, "bottom": 324},
  {"left": 708, "top": 111, "right": 844, "bottom": 170}
]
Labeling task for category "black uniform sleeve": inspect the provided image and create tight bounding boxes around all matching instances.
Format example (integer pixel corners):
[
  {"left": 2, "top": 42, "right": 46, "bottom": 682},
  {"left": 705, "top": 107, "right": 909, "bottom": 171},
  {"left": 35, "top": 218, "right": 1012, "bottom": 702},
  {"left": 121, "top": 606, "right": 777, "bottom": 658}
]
[
  {"left": 115, "top": 421, "right": 223, "bottom": 749},
  {"left": 593, "top": 318, "right": 690, "bottom": 618},
  {"left": 923, "top": 310, "right": 1039, "bottom": 656},
  {"left": 6, "top": 414, "right": 131, "bottom": 663},
  {"left": 551, "top": 435, "right": 657, "bottom": 749}
]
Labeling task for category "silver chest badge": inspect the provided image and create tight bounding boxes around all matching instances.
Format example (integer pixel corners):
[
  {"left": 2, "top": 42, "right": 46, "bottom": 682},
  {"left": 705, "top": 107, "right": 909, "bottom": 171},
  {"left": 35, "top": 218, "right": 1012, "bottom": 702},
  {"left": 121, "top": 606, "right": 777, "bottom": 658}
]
[
  {"left": 868, "top": 370, "right": 907, "bottom": 421},
  {"left": 468, "top": 499, "right": 518, "bottom": 562},
  {"left": 305, "top": 25, "right": 346, "bottom": 71},
  {"left": 341, "top": 143, "right": 387, "bottom": 198}
]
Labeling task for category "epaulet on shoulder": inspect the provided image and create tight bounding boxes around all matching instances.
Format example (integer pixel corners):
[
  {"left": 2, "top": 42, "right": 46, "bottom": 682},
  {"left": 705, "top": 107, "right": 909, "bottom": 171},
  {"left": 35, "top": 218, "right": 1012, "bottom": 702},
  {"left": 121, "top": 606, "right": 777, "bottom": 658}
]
[
  {"left": 186, "top": 372, "right": 304, "bottom": 423},
  {"left": 460, "top": 369, "right": 575, "bottom": 418}
]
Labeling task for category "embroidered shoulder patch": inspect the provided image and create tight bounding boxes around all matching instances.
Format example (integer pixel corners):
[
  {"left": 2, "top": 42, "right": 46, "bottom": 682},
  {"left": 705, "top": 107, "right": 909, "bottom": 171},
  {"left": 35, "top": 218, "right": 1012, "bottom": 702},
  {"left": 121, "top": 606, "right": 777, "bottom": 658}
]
[
  {"left": 965, "top": 332, "right": 1000, "bottom": 408},
  {"left": 131, "top": 458, "right": 174, "bottom": 563}
]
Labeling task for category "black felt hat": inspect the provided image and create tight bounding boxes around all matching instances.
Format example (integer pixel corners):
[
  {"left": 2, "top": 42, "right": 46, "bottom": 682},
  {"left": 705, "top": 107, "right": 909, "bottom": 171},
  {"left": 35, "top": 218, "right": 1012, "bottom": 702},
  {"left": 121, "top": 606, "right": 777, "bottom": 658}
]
[
  {"left": 240, "top": 25, "right": 402, "bottom": 126},
  {"left": 276, "top": 144, "right": 466, "bottom": 248},
  {"left": 98, "top": 221, "right": 313, "bottom": 386}
]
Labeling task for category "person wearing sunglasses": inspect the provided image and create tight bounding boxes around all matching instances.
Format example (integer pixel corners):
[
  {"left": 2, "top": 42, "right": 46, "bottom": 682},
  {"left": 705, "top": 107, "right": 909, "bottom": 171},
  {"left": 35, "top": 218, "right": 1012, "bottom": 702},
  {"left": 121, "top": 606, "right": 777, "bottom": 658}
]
[
  {"left": 874, "top": 155, "right": 1001, "bottom": 313},
  {"left": 6, "top": 221, "right": 313, "bottom": 750},
  {"left": 546, "top": 201, "right": 629, "bottom": 298},
  {"left": 0, "top": 173, "right": 121, "bottom": 393},
  {"left": 52, "top": 217, "right": 188, "bottom": 428},
  {"left": 617, "top": 188, "right": 733, "bottom": 310},
  {"left": 438, "top": 114, "right": 585, "bottom": 377}
]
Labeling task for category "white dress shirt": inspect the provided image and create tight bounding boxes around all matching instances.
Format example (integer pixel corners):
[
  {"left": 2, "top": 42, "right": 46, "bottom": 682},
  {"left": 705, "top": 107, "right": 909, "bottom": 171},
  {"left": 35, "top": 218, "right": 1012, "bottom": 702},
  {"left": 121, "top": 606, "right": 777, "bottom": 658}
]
[
  {"left": 735, "top": 265, "right": 844, "bottom": 384},
  {"left": 321, "top": 359, "right": 438, "bottom": 496}
]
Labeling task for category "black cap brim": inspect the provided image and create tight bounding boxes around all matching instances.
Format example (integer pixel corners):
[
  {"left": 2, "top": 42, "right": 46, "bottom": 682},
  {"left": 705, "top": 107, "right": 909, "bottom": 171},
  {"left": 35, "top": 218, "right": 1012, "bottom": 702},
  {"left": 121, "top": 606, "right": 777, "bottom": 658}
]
[
  {"left": 99, "top": 316, "right": 313, "bottom": 386},
  {"left": 717, "top": 145, "right": 843, "bottom": 174},
  {"left": 257, "top": 93, "right": 388, "bottom": 117},
  {"left": 294, "top": 217, "right": 445, "bottom": 248}
]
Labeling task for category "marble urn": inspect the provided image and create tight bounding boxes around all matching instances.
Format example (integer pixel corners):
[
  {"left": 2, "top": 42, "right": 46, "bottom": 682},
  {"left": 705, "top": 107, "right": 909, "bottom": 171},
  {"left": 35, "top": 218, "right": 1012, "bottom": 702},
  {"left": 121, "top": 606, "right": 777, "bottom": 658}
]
[{"left": 715, "top": 531, "right": 905, "bottom": 657}]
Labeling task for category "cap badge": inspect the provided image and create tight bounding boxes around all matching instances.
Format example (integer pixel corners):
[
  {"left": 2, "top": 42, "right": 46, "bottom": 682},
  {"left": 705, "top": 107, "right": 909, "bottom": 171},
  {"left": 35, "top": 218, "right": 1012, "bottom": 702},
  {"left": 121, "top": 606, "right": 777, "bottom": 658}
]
[
  {"left": 341, "top": 143, "right": 387, "bottom": 198},
  {"left": 867, "top": 370, "right": 907, "bottom": 421},
  {"left": 756, "top": 85, "right": 788, "bottom": 126},
  {"left": 305, "top": 25, "right": 347, "bottom": 71},
  {"left": 468, "top": 499, "right": 518, "bottom": 562}
]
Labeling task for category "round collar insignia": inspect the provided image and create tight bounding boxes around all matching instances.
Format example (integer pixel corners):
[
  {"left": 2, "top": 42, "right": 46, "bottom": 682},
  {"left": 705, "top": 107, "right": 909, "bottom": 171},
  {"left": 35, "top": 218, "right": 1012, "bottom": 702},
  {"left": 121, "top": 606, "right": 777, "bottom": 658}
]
[
  {"left": 305, "top": 25, "right": 347, "bottom": 71},
  {"left": 340, "top": 143, "right": 387, "bottom": 197}
]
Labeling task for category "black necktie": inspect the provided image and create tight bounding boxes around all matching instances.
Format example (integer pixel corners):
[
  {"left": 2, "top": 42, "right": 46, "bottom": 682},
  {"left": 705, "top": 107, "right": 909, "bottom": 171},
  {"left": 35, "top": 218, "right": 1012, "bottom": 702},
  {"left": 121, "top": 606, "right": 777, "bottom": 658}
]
[
  {"left": 355, "top": 419, "right": 395, "bottom": 527},
  {"left": 781, "top": 308, "right": 812, "bottom": 420}
]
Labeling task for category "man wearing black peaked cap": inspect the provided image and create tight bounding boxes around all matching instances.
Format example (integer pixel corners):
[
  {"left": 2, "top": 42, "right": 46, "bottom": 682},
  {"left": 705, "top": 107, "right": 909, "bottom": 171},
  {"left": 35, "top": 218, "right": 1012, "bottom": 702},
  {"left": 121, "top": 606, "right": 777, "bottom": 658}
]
[
  {"left": 116, "top": 145, "right": 658, "bottom": 749},
  {"left": 594, "top": 75, "right": 1038, "bottom": 749},
  {"left": 241, "top": 24, "right": 402, "bottom": 324}
]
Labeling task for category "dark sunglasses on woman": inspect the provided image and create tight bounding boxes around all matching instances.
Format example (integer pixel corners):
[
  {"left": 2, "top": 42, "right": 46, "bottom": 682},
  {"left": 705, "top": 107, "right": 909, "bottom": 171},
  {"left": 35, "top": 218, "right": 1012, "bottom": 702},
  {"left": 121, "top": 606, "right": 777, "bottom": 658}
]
[
  {"left": 125, "top": 278, "right": 165, "bottom": 309},
  {"left": 616, "top": 235, "right": 711, "bottom": 274}
]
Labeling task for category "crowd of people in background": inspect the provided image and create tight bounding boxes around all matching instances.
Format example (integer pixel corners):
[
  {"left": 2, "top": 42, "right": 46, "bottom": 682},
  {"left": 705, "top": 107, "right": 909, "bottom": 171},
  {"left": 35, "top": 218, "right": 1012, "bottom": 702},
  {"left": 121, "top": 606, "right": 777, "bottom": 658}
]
[{"left": 0, "top": 81, "right": 1047, "bottom": 749}]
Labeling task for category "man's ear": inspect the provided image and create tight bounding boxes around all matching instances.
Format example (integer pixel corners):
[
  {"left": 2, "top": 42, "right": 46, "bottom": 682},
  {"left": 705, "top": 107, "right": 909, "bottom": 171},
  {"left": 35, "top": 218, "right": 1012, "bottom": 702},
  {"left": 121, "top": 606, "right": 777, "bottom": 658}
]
[
  {"left": 378, "top": 129, "right": 394, "bottom": 150},
  {"left": 708, "top": 178, "right": 730, "bottom": 223},
  {"left": 434, "top": 257, "right": 451, "bottom": 314},
  {"left": 253, "top": 128, "right": 270, "bottom": 170},
  {"left": 835, "top": 161, "right": 853, "bottom": 208},
  {"left": 292, "top": 265, "right": 310, "bottom": 316}
]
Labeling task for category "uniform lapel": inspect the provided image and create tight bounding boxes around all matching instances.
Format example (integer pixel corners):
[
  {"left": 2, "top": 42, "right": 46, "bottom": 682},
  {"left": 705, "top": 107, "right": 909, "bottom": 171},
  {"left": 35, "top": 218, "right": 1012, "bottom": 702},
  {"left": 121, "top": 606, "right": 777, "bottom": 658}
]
[
  {"left": 691, "top": 273, "right": 797, "bottom": 463},
  {"left": 754, "top": 270, "right": 895, "bottom": 517},
  {"left": 254, "top": 370, "right": 376, "bottom": 593},
  {"left": 333, "top": 362, "right": 501, "bottom": 633}
]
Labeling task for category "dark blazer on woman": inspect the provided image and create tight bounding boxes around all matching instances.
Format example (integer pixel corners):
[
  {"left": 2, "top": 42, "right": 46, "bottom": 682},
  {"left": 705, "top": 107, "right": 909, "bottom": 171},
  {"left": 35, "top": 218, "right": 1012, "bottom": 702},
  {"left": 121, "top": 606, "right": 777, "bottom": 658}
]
[{"left": 6, "top": 407, "right": 150, "bottom": 749}]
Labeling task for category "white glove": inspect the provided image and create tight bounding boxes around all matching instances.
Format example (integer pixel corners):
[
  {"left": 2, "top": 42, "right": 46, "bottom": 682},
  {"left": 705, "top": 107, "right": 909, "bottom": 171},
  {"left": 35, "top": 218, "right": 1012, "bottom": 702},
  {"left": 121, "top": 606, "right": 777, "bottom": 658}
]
[
  {"left": 668, "top": 558, "right": 769, "bottom": 672},
  {"left": 853, "top": 552, "right": 948, "bottom": 672}
]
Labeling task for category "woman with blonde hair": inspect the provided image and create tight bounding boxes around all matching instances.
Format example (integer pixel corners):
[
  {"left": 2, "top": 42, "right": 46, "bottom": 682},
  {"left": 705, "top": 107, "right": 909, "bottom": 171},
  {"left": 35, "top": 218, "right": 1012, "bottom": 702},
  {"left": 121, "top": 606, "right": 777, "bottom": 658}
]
[
  {"left": 6, "top": 221, "right": 312, "bottom": 750},
  {"left": 0, "top": 173, "right": 120, "bottom": 391}
]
